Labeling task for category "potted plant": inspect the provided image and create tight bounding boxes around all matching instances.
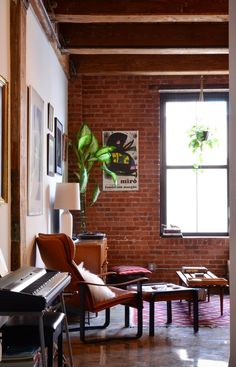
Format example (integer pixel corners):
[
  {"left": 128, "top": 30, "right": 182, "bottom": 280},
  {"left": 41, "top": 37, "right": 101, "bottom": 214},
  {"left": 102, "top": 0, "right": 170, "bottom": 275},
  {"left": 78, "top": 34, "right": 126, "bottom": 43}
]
[
  {"left": 73, "top": 123, "right": 117, "bottom": 234},
  {"left": 188, "top": 124, "right": 218, "bottom": 169}
]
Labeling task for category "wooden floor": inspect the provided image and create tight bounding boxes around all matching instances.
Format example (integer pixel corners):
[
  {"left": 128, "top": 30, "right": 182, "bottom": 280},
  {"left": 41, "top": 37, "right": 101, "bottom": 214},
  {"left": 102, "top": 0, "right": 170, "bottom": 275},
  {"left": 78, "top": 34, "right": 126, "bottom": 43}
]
[{"left": 61, "top": 305, "right": 230, "bottom": 367}]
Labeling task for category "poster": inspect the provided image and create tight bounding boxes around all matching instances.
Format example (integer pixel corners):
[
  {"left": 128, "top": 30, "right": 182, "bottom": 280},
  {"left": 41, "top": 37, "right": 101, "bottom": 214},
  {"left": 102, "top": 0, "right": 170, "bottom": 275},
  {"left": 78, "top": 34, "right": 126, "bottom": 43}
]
[{"left": 103, "top": 130, "right": 139, "bottom": 191}]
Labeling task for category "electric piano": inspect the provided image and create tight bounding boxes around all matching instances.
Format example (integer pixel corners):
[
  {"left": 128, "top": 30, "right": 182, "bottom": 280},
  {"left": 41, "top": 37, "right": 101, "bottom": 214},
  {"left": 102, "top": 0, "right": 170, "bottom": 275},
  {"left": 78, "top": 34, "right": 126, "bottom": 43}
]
[
  {"left": 0, "top": 266, "right": 71, "bottom": 312},
  {"left": 0, "top": 266, "right": 73, "bottom": 367}
]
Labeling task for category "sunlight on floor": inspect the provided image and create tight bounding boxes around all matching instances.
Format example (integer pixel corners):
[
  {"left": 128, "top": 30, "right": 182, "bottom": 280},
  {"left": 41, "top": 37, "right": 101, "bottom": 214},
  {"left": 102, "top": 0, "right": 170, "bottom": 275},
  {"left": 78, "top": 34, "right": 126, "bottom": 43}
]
[
  {"left": 176, "top": 349, "right": 228, "bottom": 366},
  {"left": 198, "top": 360, "right": 228, "bottom": 367}
]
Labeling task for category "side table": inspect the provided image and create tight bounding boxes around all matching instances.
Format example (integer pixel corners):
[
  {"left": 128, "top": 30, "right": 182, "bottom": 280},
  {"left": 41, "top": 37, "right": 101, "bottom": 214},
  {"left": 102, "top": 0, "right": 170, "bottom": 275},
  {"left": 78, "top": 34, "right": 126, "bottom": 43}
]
[
  {"left": 176, "top": 270, "right": 228, "bottom": 316},
  {"left": 129, "top": 283, "right": 199, "bottom": 336}
]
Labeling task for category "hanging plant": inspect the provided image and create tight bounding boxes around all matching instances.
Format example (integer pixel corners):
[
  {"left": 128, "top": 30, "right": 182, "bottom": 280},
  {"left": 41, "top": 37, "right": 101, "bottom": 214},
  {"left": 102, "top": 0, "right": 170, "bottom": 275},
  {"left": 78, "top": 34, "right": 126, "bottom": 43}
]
[{"left": 188, "top": 124, "right": 218, "bottom": 169}]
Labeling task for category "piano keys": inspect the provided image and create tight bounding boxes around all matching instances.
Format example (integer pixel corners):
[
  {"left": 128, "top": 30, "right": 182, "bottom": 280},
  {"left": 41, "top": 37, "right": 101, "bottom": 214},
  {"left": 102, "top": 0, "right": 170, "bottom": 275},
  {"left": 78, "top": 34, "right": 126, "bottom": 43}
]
[
  {"left": 0, "top": 266, "right": 73, "bottom": 367},
  {"left": 0, "top": 266, "right": 71, "bottom": 312}
]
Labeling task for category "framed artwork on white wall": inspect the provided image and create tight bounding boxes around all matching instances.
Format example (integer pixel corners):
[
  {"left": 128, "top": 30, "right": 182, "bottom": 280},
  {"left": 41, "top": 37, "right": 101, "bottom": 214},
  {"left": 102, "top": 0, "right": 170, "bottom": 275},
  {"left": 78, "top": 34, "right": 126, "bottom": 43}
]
[
  {"left": 55, "top": 117, "right": 63, "bottom": 175},
  {"left": 47, "top": 133, "right": 55, "bottom": 177},
  {"left": 27, "top": 86, "right": 44, "bottom": 216},
  {"left": 0, "top": 75, "right": 8, "bottom": 204}
]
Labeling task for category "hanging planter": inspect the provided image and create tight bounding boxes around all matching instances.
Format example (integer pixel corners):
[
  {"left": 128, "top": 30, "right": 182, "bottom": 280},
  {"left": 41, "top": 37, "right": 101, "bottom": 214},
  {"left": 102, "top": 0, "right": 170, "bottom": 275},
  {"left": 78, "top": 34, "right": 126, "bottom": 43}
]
[{"left": 188, "top": 124, "right": 218, "bottom": 169}]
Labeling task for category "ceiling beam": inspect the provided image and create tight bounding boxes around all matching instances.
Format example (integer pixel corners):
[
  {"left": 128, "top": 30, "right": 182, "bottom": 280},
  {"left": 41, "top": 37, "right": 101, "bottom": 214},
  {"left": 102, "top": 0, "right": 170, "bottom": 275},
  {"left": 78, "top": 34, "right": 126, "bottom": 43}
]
[
  {"left": 71, "top": 54, "right": 228, "bottom": 75},
  {"left": 50, "top": 0, "right": 228, "bottom": 18},
  {"left": 65, "top": 48, "right": 228, "bottom": 56},
  {"left": 53, "top": 14, "right": 228, "bottom": 23},
  {"left": 30, "top": 0, "right": 69, "bottom": 77}
]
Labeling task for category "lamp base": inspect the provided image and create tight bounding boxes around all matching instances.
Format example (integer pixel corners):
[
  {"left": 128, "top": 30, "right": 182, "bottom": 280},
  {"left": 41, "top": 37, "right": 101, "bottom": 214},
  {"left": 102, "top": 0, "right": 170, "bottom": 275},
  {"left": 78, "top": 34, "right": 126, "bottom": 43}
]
[{"left": 60, "top": 210, "right": 73, "bottom": 238}]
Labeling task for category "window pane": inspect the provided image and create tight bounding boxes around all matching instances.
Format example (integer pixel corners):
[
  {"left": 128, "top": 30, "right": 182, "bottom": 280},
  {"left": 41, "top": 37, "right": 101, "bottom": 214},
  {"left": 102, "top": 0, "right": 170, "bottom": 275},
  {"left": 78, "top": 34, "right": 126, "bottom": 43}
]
[
  {"left": 166, "top": 168, "right": 228, "bottom": 233},
  {"left": 166, "top": 169, "right": 197, "bottom": 232},
  {"left": 166, "top": 101, "right": 227, "bottom": 166},
  {"left": 197, "top": 169, "right": 228, "bottom": 232}
]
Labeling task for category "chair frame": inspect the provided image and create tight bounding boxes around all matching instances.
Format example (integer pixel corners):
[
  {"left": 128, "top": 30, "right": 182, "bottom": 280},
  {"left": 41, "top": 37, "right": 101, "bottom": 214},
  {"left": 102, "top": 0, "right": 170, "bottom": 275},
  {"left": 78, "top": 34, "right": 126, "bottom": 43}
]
[{"left": 74, "top": 277, "right": 146, "bottom": 343}]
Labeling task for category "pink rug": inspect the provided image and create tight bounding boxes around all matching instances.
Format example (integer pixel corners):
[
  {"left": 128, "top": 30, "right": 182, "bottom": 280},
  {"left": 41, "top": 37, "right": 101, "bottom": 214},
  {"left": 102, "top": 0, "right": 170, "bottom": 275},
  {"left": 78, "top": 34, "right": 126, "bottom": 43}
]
[{"left": 131, "top": 294, "right": 230, "bottom": 328}]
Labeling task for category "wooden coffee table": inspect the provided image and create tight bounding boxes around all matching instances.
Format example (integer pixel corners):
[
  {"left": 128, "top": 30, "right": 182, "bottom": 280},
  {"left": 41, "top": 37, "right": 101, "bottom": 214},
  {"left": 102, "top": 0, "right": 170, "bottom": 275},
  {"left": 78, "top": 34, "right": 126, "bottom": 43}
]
[
  {"left": 128, "top": 283, "right": 199, "bottom": 336},
  {"left": 176, "top": 269, "right": 228, "bottom": 316}
]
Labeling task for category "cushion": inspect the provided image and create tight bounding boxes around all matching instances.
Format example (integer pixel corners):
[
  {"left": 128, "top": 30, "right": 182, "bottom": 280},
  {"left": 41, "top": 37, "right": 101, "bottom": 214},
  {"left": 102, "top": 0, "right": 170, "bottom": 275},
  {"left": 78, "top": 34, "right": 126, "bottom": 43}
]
[
  {"left": 109, "top": 265, "right": 151, "bottom": 275},
  {"left": 77, "top": 263, "right": 115, "bottom": 303}
]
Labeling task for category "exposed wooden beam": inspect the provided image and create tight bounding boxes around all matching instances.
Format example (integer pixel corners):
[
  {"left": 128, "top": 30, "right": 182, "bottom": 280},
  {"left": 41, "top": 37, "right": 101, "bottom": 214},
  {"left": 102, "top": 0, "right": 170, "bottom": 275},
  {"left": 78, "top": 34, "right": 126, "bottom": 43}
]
[
  {"left": 30, "top": 0, "right": 69, "bottom": 77},
  {"left": 53, "top": 14, "right": 228, "bottom": 23},
  {"left": 50, "top": 0, "right": 228, "bottom": 17},
  {"left": 65, "top": 48, "right": 229, "bottom": 56},
  {"left": 71, "top": 54, "right": 228, "bottom": 75},
  {"left": 59, "top": 23, "right": 228, "bottom": 49},
  {"left": 10, "top": 0, "right": 28, "bottom": 269}
]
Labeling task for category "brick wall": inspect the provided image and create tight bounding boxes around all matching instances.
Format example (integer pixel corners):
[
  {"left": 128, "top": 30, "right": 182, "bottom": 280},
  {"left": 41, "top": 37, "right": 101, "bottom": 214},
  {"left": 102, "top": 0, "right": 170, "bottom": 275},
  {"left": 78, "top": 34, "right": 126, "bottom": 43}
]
[{"left": 68, "top": 75, "right": 229, "bottom": 283}]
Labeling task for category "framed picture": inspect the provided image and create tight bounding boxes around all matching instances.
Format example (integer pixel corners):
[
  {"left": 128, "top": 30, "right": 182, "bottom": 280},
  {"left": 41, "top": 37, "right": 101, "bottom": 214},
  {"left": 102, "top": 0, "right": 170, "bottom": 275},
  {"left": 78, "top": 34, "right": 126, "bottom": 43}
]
[
  {"left": 28, "top": 86, "right": 44, "bottom": 216},
  {"left": 62, "top": 133, "right": 68, "bottom": 161},
  {"left": 55, "top": 117, "right": 63, "bottom": 175},
  {"left": 103, "top": 130, "right": 139, "bottom": 191},
  {"left": 47, "top": 103, "right": 54, "bottom": 132},
  {"left": 0, "top": 76, "right": 8, "bottom": 204},
  {"left": 47, "top": 133, "right": 55, "bottom": 177}
]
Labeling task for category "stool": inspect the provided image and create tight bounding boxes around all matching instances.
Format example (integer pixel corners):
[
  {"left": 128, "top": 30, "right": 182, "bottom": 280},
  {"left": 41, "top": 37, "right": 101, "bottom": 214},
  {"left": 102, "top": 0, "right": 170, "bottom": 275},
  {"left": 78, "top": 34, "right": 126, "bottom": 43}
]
[
  {"left": 108, "top": 265, "right": 151, "bottom": 287},
  {"left": 0, "top": 312, "right": 65, "bottom": 367}
]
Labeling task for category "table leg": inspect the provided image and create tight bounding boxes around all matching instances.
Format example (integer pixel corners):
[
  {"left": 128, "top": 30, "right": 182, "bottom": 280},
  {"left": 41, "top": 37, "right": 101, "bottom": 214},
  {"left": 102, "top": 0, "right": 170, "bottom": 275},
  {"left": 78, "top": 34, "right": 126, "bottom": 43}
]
[
  {"left": 220, "top": 286, "right": 224, "bottom": 316},
  {"left": 192, "top": 290, "right": 199, "bottom": 333},
  {"left": 149, "top": 301, "right": 155, "bottom": 336},
  {"left": 167, "top": 301, "right": 172, "bottom": 323},
  {"left": 207, "top": 287, "right": 210, "bottom": 302}
]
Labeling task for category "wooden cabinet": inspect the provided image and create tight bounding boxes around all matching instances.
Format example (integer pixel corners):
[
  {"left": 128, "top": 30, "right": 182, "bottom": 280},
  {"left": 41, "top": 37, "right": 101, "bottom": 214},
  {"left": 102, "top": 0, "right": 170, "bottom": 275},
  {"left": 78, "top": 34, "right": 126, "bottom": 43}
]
[{"left": 74, "top": 238, "right": 108, "bottom": 275}]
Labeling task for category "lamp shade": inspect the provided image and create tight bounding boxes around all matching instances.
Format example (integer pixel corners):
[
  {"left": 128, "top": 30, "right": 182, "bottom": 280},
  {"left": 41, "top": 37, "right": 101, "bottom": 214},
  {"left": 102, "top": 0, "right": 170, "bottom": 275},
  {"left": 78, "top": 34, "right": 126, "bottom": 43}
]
[{"left": 54, "top": 182, "right": 80, "bottom": 210}]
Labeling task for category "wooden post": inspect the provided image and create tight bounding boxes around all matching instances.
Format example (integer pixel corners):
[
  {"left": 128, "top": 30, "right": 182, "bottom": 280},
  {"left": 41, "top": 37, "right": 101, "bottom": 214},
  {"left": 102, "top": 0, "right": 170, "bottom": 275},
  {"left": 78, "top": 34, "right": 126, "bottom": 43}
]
[{"left": 10, "top": 0, "right": 29, "bottom": 269}]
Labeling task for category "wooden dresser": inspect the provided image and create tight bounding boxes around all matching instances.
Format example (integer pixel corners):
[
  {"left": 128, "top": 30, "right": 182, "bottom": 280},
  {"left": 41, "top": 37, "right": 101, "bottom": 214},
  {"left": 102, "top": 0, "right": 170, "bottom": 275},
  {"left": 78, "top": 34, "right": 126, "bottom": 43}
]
[{"left": 74, "top": 238, "right": 108, "bottom": 275}]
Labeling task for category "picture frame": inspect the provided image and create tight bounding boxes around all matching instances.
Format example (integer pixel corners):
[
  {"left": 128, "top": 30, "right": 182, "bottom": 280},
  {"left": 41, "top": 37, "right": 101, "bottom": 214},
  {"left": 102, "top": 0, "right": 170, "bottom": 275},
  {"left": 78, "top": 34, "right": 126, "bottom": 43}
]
[
  {"left": 47, "top": 103, "right": 54, "bottom": 132},
  {"left": 0, "top": 76, "right": 8, "bottom": 204},
  {"left": 55, "top": 117, "right": 63, "bottom": 175},
  {"left": 28, "top": 86, "right": 44, "bottom": 216},
  {"left": 103, "top": 130, "right": 139, "bottom": 191},
  {"left": 47, "top": 133, "right": 55, "bottom": 177},
  {"left": 62, "top": 133, "right": 68, "bottom": 161}
]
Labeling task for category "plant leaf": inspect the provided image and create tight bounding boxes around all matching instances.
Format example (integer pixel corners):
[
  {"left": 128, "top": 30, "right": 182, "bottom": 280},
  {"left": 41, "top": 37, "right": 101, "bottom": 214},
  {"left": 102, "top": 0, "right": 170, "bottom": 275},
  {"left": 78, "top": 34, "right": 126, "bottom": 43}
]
[
  {"left": 89, "top": 134, "right": 99, "bottom": 156},
  {"left": 90, "top": 184, "right": 101, "bottom": 206},
  {"left": 95, "top": 145, "right": 116, "bottom": 158},
  {"left": 97, "top": 152, "right": 111, "bottom": 163},
  {"left": 78, "top": 134, "right": 91, "bottom": 151},
  {"left": 80, "top": 166, "right": 88, "bottom": 193},
  {"left": 79, "top": 123, "right": 92, "bottom": 138},
  {"left": 101, "top": 164, "right": 118, "bottom": 186}
]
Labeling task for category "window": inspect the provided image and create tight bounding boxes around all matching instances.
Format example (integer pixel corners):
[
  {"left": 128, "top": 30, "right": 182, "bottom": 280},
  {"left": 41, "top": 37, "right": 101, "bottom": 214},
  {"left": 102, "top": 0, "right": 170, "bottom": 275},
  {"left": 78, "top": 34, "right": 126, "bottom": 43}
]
[{"left": 160, "top": 92, "right": 229, "bottom": 236}]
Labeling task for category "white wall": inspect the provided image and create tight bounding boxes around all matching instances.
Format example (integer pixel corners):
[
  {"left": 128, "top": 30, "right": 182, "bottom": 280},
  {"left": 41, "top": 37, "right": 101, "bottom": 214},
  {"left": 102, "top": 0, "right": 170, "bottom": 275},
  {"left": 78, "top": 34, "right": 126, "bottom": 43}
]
[
  {"left": 229, "top": 1, "right": 236, "bottom": 365},
  {"left": 0, "top": 0, "right": 10, "bottom": 269},
  {"left": 25, "top": 6, "right": 68, "bottom": 264}
]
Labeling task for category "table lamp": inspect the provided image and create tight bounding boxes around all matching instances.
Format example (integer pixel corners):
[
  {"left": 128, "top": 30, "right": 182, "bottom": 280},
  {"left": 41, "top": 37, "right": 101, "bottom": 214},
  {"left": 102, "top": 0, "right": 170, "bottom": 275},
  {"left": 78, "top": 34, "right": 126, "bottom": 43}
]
[{"left": 54, "top": 182, "right": 80, "bottom": 237}]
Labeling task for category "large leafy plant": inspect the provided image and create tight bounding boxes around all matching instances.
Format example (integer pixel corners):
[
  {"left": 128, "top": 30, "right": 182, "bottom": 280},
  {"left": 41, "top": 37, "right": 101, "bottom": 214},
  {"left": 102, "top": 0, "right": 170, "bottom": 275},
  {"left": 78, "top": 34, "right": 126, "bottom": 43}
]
[{"left": 74, "top": 123, "right": 117, "bottom": 233}]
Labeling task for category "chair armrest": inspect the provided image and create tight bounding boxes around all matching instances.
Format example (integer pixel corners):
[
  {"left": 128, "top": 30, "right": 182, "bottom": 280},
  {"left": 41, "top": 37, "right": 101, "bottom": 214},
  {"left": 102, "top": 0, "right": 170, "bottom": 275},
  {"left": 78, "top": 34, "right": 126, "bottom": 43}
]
[
  {"left": 63, "top": 291, "right": 79, "bottom": 296},
  {"left": 77, "top": 276, "right": 148, "bottom": 288},
  {"left": 98, "top": 271, "right": 117, "bottom": 277},
  {"left": 106, "top": 277, "right": 149, "bottom": 287}
]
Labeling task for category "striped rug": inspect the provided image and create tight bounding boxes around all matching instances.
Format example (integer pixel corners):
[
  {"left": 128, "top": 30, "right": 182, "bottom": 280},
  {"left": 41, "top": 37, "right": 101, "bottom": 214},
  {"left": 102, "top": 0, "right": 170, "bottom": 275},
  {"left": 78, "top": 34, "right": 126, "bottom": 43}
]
[{"left": 131, "top": 294, "right": 230, "bottom": 328}]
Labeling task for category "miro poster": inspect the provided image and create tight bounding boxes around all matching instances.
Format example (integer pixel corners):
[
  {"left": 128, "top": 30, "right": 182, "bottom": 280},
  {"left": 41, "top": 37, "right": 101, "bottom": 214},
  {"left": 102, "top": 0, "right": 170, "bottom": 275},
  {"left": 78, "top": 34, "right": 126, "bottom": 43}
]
[{"left": 103, "top": 131, "right": 139, "bottom": 191}]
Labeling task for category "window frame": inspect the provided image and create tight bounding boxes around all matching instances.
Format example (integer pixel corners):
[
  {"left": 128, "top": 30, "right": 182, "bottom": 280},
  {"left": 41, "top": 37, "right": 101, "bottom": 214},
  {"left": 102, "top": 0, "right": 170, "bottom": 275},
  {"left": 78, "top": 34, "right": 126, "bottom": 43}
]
[{"left": 160, "top": 91, "right": 229, "bottom": 237}]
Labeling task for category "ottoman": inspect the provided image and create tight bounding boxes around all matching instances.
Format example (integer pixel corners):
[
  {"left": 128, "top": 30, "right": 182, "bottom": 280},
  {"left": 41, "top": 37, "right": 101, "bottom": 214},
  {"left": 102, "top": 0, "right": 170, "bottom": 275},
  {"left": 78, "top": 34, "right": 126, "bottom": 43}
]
[{"left": 108, "top": 265, "right": 151, "bottom": 287}]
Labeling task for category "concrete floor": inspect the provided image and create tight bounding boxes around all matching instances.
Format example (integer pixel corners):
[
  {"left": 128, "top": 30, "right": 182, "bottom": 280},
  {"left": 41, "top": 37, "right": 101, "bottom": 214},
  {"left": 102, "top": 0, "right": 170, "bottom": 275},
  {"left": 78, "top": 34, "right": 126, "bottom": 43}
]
[{"left": 65, "top": 305, "right": 230, "bottom": 367}]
